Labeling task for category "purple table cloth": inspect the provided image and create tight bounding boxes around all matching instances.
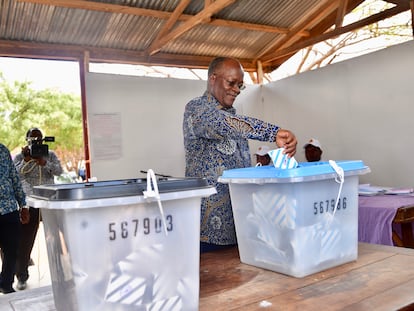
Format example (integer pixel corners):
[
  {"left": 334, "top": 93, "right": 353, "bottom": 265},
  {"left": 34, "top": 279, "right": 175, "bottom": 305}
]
[{"left": 358, "top": 195, "right": 414, "bottom": 246}]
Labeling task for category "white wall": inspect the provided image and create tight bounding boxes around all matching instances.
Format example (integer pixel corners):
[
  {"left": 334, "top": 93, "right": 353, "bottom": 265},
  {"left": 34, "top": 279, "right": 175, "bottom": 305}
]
[
  {"left": 86, "top": 40, "right": 414, "bottom": 187},
  {"left": 85, "top": 73, "right": 205, "bottom": 180},
  {"left": 252, "top": 40, "right": 414, "bottom": 187}
]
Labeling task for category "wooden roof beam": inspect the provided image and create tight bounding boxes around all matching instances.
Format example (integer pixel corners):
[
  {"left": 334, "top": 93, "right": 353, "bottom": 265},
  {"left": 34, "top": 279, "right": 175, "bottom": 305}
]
[
  {"left": 17, "top": 0, "right": 306, "bottom": 36},
  {"left": 0, "top": 39, "right": 258, "bottom": 72},
  {"left": 335, "top": 0, "right": 349, "bottom": 28},
  {"left": 384, "top": 0, "right": 411, "bottom": 5},
  {"left": 146, "top": 0, "right": 192, "bottom": 55},
  {"left": 261, "top": 3, "right": 410, "bottom": 64},
  {"left": 411, "top": 0, "right": 414, "bottom": 36},
  {"left": 255, "top": 0, "right": 339, "bottom": 60},
  {"left": 256, "top": 60, "right": 264, "bottom": 84},
  {"left": 147, "top": 0, "right": 236, "bottom": 55}
]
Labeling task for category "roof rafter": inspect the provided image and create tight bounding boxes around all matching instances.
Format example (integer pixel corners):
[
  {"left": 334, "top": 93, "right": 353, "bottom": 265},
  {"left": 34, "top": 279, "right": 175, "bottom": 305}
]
[
  {"left": 255, "top": 0, "right": 340, "bottom": 60},
  {"left": 148, "top": 0, "right": 237, "bottom": 55},
  {"left": 261, "top": 2, "right": 410, "bottom": 64},
  {"left": 0, "top": 39, "right": 255, "bottom": 71},
  {"left": 411, "top": 0, "right": 414, "bottom": 35},
  {"left": 146, "top": 0, "right": 192, "bottom": 56},
  {"left": 16, "top": 0, "right": 307, "bottom": 36},
  {"left": 335, "top": 0, "right": 349, "bottom": 28}
]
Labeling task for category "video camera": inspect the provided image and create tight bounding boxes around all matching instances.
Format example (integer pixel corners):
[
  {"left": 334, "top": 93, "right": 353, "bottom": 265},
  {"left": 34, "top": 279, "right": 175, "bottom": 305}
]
[{"left": 26, "top": 136, "right": 55, "bottom": 158}]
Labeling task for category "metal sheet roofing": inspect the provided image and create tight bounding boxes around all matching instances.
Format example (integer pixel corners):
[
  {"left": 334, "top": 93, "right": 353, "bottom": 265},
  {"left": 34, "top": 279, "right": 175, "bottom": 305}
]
[{"left": 0, "top": 0, "right": 412, "bottom": 76}]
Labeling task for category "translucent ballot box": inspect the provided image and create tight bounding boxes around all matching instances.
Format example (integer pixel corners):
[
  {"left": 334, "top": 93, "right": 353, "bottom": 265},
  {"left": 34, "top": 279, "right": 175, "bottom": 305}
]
[
  {"left": 219, "top": 160, "right": 370, "bottom": 278},
  {"left": 28, "top": 176, "right": 216, "bottom": 311}
]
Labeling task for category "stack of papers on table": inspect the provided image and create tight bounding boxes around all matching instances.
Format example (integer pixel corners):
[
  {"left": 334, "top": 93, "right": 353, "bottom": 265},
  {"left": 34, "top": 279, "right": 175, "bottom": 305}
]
[
  {"left": 384, "top": 187, "right": 414, "bottom": 195},
  {"left": 358, "top": 184, "right": 387, "bottom": 196},
  {"left": 359, "top": 184, "right": 414, "bottom": 196}
]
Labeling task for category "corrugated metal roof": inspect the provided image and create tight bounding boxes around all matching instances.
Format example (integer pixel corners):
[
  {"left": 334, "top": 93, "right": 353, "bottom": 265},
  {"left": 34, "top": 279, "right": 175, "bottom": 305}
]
[{"left": 0, "top": 0, "right": 411, "bottom": 74}]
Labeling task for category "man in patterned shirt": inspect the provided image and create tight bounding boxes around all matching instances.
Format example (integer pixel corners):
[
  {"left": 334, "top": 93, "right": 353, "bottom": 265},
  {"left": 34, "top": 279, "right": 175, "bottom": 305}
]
[
  {"left": 0, "top": 143, "right": 29, "bottom": 294},
  {"left": 183, "top": 57, "right": 297, "bottom": 253}
]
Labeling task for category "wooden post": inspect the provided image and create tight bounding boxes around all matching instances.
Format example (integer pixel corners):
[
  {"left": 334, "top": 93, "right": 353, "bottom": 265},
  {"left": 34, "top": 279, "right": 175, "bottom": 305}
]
[
  {"left": 411, "top": 0, "right": 414, "bottom": 37},
  {"left": 79, "top": 51, "right": 91, "bottom": 180},
  {"left": 256, "top": 60, "right": 263, "bottom": 85}
]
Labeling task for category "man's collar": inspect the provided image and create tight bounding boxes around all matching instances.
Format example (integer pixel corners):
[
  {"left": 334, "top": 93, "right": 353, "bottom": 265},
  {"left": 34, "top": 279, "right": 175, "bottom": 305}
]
[{"left": 204, "top": 91, "right": 236, "bottom": 113}]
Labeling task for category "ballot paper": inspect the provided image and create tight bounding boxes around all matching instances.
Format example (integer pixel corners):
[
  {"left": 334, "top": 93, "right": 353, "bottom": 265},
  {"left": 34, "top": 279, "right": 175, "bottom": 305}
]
[{"left": 267, "top": 148, "right": 298, "bottom": 169}]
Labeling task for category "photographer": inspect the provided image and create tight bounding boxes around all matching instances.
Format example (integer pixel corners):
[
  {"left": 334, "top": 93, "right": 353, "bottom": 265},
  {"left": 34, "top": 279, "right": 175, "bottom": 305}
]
[{"left": 13, "top": 127, "right": 63, "bottom": 290}]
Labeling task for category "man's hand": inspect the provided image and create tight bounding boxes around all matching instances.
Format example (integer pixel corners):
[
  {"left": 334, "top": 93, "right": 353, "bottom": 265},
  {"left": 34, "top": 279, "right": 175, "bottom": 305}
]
[
  {"left": 35, "top": 157, "right": 47, "bottom": 166},
  {"left": 275, "top": 129, "right": 297, "bottom": 157},
  {"left": 20, "top": 208, "right": 30, "bottom": 224},
  {"left": 21, "top": 146, "right": 32, "bottom": 161},
  {"left": 21, "top": 146, "right": 47, "bottom": 166}
]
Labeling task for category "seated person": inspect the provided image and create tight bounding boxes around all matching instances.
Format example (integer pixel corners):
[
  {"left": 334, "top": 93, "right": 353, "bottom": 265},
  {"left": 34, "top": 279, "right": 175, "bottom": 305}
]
[
  {"left": 255, "top": 145, "right": 272, "bottom": 166},
  {"left": 304, "top": 138, "right": 323, "bottom": 162}
]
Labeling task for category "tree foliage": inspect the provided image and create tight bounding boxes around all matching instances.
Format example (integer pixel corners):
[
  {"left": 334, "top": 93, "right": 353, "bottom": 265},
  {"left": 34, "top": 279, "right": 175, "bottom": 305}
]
[{"left": 0, "top": 72, "right": 83, "bottom": 172}]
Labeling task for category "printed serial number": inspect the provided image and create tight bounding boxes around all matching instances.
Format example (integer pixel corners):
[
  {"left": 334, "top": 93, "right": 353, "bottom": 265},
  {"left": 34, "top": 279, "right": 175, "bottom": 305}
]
[
  {"left": 313, "top": 197, "right": 347, "bottom": 215},
  {"left": 108, "top": 215, "right": 173, "bottom": 241}
]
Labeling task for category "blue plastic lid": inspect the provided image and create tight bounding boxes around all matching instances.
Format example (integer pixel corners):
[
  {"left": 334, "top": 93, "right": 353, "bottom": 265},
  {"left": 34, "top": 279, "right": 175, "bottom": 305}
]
[{"left": 218, "top": 160, "right": 370, "bottom": 184}]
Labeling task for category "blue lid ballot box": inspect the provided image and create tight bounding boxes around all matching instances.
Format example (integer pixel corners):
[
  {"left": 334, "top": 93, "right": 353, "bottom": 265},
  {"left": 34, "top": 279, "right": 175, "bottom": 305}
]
[
  {"left": 28, "top": 177, "right": 216, "bottom": 311},
  {"left": 219, "top": 161, "right": 370, "bottom": 278}
]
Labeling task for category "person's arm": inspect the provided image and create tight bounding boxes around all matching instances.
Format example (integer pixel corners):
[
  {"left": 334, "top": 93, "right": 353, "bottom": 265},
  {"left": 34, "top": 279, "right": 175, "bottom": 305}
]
[
  {"left": 13, "top": 152, "right": 26, "bottom": 171},
  {"left": 184, "top": 96, "right": 297, "bottom": 157},
  {"left": 43, "top": 151, "right": 63, "bottom": 176},
  {"left": 222, "top": 113, "right": 280, "bottom": 141},
  {"left": 9, "top": 152, "right": 29, "bottom": 223},
  {"left": 223, "top": 115, "right": 297, "bottom": 157},
  {"left": 185, "top": 98, "right": 279, "bottom": 142}
]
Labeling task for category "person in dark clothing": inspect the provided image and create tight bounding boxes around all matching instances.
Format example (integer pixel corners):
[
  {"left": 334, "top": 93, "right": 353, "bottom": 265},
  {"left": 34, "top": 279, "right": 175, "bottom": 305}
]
[{"left": 0, "top": 143, "right": 29, "bottom": 294}]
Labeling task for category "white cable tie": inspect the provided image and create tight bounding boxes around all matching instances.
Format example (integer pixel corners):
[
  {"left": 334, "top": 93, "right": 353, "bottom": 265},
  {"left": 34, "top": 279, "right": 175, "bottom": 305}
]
[
  {"left": 328, "top": 160, "right": 345, "bottom": 223},
  {"left": 329, "top": 160, "right": 344, "bottom": 184},
  {"left": 143, "top": 169, "right": 168, "bottom": 236}
]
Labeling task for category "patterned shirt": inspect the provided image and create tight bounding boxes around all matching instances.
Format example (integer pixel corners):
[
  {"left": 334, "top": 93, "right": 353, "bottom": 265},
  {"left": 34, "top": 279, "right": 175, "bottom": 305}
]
[
  {"left": 0, "top": 143, "right": 26, "bottom": 215},
  {"left": 14, "top": 150, "right": 63, "bottom": 197},
  {"left": 183, "top": 92, "right": 280, "bottom": 245}
]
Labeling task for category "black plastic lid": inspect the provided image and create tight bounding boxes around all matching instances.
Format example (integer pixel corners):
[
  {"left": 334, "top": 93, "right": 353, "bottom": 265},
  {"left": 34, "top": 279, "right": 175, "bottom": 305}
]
[{"left": 31, "top": 177, "right": 210, "bottom": 201}]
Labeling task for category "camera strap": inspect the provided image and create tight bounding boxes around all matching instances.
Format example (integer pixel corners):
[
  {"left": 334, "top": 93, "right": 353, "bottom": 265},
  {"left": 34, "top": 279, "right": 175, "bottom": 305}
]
[{"left": 20, "top": 159, "right": 43, "bottom": 184}]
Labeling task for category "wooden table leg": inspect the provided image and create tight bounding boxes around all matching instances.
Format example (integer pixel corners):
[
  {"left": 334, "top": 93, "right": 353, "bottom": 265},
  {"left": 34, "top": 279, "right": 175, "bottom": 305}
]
[
  {"left": 392, "top": 231, "right": 404, "bottom": 247},
  {"left": 401, "top": 223, "right": 414, "bottom": 248}
]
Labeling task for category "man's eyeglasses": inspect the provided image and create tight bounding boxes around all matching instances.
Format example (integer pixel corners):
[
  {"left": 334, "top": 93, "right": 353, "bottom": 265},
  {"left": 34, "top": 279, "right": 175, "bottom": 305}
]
[
  {"left": 224, "top": 78, "right": 246, "bottom": 91},
  {"left": 214, "top": 74, "right": 246, "bottom": 90}
]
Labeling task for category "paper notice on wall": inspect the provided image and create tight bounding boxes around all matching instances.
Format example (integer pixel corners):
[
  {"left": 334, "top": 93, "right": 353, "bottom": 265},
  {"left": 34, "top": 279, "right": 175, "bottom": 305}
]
[{"left": 90, "top": 112, "right": 123, "bottom": 160}]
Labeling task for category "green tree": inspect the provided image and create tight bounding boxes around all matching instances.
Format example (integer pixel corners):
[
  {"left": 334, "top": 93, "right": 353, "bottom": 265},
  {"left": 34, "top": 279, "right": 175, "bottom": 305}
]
[{"left": 0, "top": 72, "right": 83, "bottom": 173}]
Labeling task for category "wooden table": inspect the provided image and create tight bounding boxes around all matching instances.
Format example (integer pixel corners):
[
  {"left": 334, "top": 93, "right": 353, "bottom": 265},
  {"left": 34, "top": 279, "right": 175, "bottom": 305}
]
[
  {"left": 200, "top": 243, "right": 414, "bottom": 310},
  {"left": 359, "top": 195, "right": 414, "bottom": 248},
  {"left": 2, "top": 243, "right": 414, "bottom": 310},
  {"left": 392, "top": 202, "right": 414, "bottom": 247}
]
